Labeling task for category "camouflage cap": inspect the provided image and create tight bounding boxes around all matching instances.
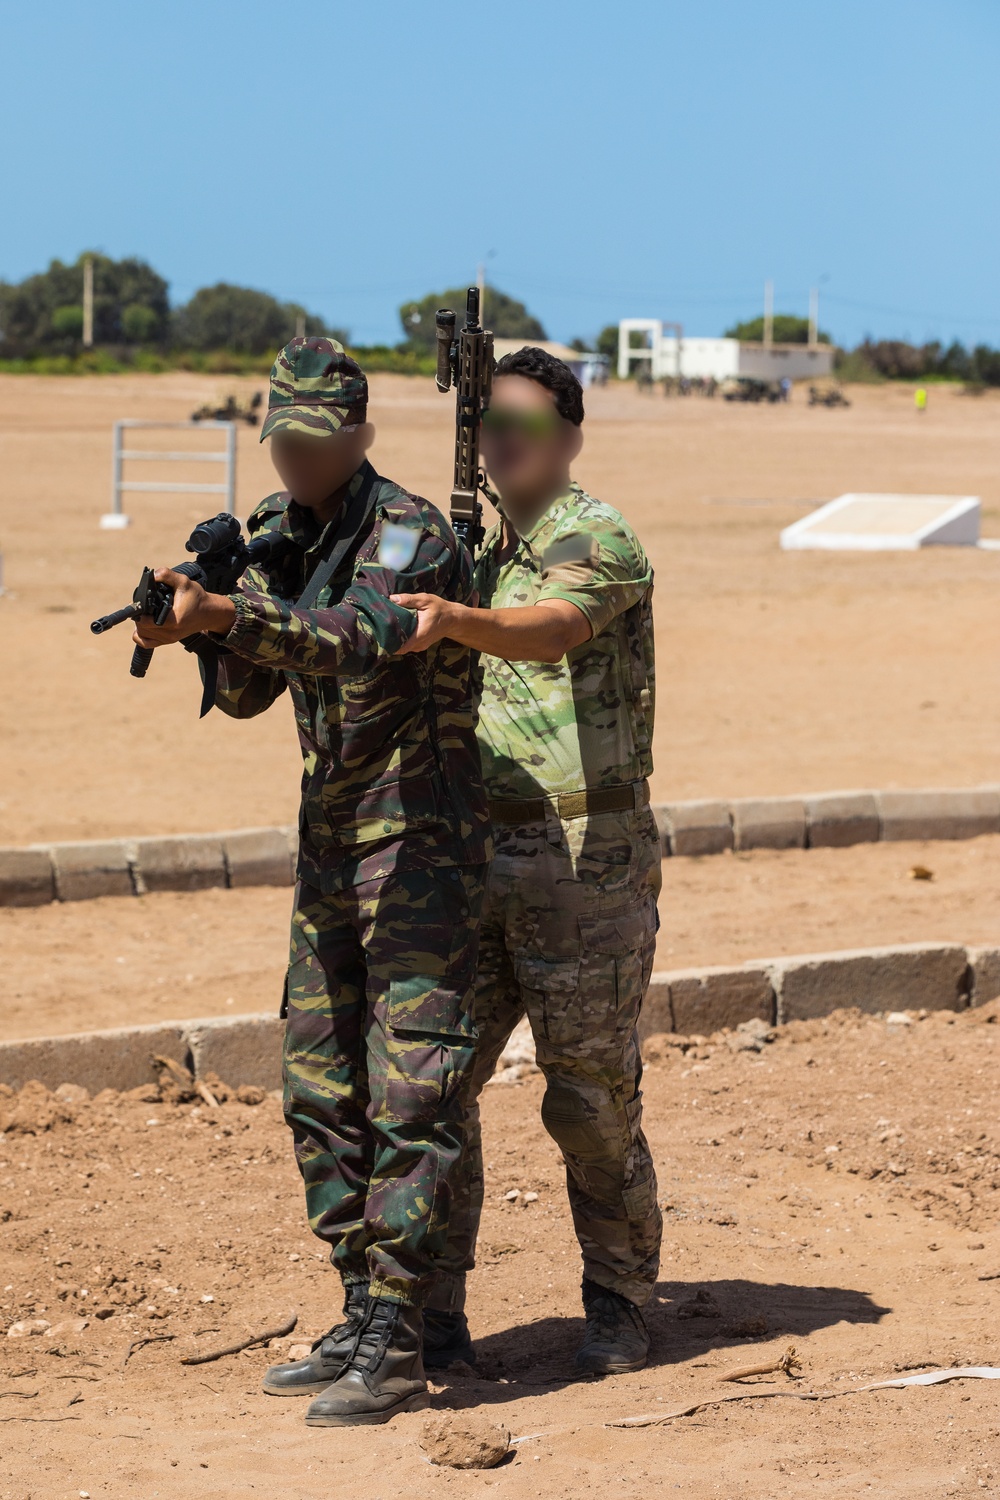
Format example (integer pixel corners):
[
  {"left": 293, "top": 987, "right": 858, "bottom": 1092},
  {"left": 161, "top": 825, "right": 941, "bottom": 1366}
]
[{"left": 260, "top": 336, "right": 368, "bottom": 441}]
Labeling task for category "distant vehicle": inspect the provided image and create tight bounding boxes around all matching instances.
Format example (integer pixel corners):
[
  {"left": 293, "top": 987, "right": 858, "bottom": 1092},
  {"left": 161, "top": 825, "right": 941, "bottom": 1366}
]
[
  {"left": 721, "top": 377, "right": 783, "bottom": 404},
  {"left": 191, "top": 392, "right": 264, "bottom": 426},
  {"left": 807, "top": 382, "right": 851, "bottom": 409}
]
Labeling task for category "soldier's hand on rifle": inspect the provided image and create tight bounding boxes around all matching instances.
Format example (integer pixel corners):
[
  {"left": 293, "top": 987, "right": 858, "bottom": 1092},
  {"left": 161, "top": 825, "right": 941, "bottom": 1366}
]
[{"left": 132, "top": 568, "right": 237, "bottom": 649}]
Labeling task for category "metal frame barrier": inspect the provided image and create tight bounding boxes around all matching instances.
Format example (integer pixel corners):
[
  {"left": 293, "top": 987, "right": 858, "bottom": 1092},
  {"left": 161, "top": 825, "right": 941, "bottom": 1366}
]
[{"left": 100, "top": 419, "right": 236, "bottom": 529}]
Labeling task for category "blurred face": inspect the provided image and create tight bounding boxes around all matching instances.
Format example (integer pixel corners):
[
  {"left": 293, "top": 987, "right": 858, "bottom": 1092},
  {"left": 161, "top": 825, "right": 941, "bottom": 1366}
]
[
  {"left": 480, "top": 375, "right": 582, "bottom": 508},
  {"left": 269, "top": 423, "right": 374, "bottom": 510}
]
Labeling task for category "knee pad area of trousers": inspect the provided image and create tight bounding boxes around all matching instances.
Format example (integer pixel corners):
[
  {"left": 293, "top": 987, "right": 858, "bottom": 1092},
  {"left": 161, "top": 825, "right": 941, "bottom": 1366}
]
[{"left": 540, "top": 1081, "right": 626, "bottom": 1205}]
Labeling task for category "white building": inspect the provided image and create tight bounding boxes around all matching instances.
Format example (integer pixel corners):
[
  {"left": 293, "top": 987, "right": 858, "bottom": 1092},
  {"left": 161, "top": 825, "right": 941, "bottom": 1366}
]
[
  {"left": 492, "top": 337, "right": 609, "bottom": 388},
  {"left": 617, "top": 319, "right": 834, "bottom": 382}
]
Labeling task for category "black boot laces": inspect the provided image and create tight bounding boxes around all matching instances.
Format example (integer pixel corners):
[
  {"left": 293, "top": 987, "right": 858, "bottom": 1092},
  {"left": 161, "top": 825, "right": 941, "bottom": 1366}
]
[
  {"left": 345, "top": 1297, "right": 397, "bottom": 1372},
  {"left": 583, "top": 1285, "right": 643, "bottom": 1343}
]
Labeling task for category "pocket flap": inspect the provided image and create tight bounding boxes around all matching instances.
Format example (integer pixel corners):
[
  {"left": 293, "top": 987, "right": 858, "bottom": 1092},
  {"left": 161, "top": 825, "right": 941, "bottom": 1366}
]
[
  {"left": 579, "top": 910, "right": 650, "bottom": 956},
  {"left": 324, "top": 774, "right": 441, "bottom": 846},
  {"left": 512, "top": 954, "right": 581, "bottom": 994},
  {"left": 388, "top": 974, "right": 476, "bottom": 1043}
]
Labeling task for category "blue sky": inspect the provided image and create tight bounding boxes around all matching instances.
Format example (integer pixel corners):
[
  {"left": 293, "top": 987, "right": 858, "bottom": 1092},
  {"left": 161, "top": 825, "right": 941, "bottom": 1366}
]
[{"left": 1, "top": 0, "right": 997, "bottom": 349}]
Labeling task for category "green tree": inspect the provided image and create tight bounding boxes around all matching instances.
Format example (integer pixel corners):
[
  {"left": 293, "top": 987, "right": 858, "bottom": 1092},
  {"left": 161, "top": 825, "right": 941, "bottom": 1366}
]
[
  {"left": 0, "top": 252, "right": 169, "bottom": 354},
  {"left": 724, "top": 314, "right": 831, "bottom": 345},
  {"left": 171, "top": 284, "right": 332, "bottom": 354},
  {"left": 399, "top": 285, "right": 545, "bottom": 352},
  {"left": 51, "top": 305, "right": 84, "bottom": 339},
  {"left": 596, "top": 324, "right": 620, "bottom": 362}
]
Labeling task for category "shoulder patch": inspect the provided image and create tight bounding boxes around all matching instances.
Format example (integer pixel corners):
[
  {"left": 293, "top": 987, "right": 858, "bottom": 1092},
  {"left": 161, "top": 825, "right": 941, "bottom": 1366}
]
[
  {"left": 541, "top": 532, "right": 599, "bottom": 573},
  {"left": 378, "top": 522, "right": 422, "bottom": 572}
]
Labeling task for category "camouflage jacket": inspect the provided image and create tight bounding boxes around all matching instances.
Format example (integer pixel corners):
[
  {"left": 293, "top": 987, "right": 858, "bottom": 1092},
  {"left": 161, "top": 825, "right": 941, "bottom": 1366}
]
[
  {"left": 214, "top": 461, "right": 491, "bottom": 891},
  {"left": 473, "top": 483, "right": 654, "bottom": 801}
]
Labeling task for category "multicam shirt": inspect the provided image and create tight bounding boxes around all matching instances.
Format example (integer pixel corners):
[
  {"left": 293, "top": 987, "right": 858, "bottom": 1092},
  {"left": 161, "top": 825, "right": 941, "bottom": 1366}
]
[
  {"left": 474, "top": 483, "right": 655, "bottom": 801},
  {"left": 213, "top": 461, "right": 491, "bottom": 892}
]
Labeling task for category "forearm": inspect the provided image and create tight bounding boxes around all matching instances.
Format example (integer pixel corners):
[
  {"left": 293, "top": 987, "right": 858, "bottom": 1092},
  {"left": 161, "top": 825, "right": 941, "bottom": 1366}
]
[
  {"left": 224, "top": 590, "right": 405, "bottom": 677},
  {"left": 437, "top": 601, "right": 588, "bottom": 663}
]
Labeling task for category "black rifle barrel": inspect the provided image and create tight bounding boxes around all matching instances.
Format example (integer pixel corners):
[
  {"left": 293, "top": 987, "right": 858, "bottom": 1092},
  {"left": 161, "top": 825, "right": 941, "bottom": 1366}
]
[
  {"left": 90, "top": 602, "right": 141, "bottom": 634},
  {"left": 447, "top": 288, "right": 493, "bottom": 544}
]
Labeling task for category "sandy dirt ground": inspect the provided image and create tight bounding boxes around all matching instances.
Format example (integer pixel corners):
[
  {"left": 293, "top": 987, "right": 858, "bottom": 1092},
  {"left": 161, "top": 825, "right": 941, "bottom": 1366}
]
[
  {"left": 1, "top": 834, "right": 998, "bottom": 1042},
  {"left": 1, "top": 373, "right": 998, "bottom": 846},
  {"left": 1, "top": 1002, "right": 998, "bottom": 1499}
]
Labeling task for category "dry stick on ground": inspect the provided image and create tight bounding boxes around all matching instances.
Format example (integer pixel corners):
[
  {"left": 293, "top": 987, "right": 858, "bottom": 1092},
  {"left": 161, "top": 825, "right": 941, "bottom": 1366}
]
[
  {"left": 121, "top": 1333, "right": 176, "bottom": 1370},
  {"left": 0, "top": 1415, "right": 82, "bottom": 1424},
  {"left": 180, "top": 1312, "right": 297, "bottom": 1366},
  {"left": 0, "top": 1391, "right": 38, "bottom": 1399},
  {"left": 607, "top": 1368, "right": 1000, "bottom": 1430},
  {"left": 608, "top": 1390, "right": 850, "bottom": 1429},
  {"left": 720, "top": 1345, "right": 801, "bottom": 1383}
]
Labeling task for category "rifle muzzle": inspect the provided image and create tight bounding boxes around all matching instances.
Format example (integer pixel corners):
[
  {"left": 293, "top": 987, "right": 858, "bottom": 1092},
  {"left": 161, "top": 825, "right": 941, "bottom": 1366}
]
[{"left": 90, "top": 603, "right": 141, "bottom": 634}]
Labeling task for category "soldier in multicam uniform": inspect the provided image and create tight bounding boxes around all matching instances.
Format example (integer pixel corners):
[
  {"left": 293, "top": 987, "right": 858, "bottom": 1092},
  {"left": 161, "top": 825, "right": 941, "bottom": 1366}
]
[
  {"left": 132, "top": 338, "right": 491, "bottom": 1425},
  {"left": 393, "top": 346, "right": 662, "bottom": 1374}
]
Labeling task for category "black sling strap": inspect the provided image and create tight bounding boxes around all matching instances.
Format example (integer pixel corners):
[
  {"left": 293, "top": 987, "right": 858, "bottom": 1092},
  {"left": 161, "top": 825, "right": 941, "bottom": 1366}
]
[{"left": 296, "top": 462, "right": 381, "bottom": 610}]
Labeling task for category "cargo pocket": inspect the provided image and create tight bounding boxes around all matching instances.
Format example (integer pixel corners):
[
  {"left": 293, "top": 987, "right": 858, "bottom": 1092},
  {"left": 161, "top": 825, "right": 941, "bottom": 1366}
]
[
  {"left": 384, "top": 974, "right": 477, "bottom": 1121},
  {"left": 578, "top": 906, "right": 655, "bottom": 1039},
  {"left": 512, "top": 953, "right": 582, "bottom": 1048}
]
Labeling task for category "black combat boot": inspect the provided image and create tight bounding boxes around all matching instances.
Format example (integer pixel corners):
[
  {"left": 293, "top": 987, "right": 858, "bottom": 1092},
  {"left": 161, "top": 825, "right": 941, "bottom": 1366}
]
[
  {"left": 574, "top": 1277, "right": 650, "bottom": 1375},
  {"left": 422, "top": 1307, "right": 476, "bottom": 1371},
  {"left": 305, "top": 1295, "right": 429, "bottom": 1427},
  {"left": 262, "top": 1281, "right": 368, "bottom": 1396}
]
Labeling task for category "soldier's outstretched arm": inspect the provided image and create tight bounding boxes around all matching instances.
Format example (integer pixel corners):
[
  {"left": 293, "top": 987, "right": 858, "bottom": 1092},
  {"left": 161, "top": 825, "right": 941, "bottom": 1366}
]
[
  {"left": 389, "top": 594, "right": 590, "bottom": 663},
  {"left": 219, "top": 529, "right": 456, "bottom": 678}
]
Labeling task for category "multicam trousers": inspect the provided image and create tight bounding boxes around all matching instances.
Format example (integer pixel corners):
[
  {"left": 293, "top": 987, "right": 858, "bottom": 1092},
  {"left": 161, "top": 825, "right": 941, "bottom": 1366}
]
[
  {"left": 282, "top": 862, "right": 486, "bottom": 1305},
  {"left": 433, "top": 805, "right": 663, "bottom": 1310}
]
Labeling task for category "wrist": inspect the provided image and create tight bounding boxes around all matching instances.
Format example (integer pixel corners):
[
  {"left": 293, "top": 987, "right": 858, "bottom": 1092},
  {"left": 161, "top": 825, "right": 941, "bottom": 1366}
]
[{"left": 202, "top": 594, "right": 238, "bottom": 635}]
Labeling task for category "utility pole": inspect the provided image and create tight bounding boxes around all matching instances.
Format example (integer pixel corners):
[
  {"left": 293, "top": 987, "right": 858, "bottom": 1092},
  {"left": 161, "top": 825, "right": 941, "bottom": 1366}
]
[
  {"left": 763, "top": 279, "right": 774, "bottom": 349},
  {"left": 82, "top": 256, "right": 94, "bottom": 347},
  {"left": 295, "top": 312, "right": 306, "bottom": 339},
  {"left": 808, "top": 286, "right": 819, "bottom": 348}
]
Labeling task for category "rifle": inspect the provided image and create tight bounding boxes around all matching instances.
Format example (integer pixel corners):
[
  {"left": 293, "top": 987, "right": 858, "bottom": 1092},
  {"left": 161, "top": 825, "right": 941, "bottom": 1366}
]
[
  {"left": 434, "top": 286, "right": 494, "bottom": 553},
  {"left": 90, "top": 511, "right": 288, "bottom": 717}
]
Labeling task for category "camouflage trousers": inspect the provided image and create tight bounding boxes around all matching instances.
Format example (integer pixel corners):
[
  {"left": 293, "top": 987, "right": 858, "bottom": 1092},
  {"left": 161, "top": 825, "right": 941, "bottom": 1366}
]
[
  {"left": 431, "top": 807, "right": 662, "bottom": 1310},
  {"left": 282, "top": 862, "right": 486, "bottom": 1305}
]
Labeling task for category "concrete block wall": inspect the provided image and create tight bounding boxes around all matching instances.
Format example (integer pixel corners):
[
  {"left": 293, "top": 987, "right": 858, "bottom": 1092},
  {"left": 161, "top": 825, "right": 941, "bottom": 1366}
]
[
  {"left": 654, "top": 785, "right": 1000, "bottom": 858},
  {"left": 0, "top": 826, "right": 300, "bottom": 905},
  {"left": 0, "top": 786, "right": 997, "bottom": 907},
  {"left": 2, "top": 943, "right": 995, "bottom": 1095}
]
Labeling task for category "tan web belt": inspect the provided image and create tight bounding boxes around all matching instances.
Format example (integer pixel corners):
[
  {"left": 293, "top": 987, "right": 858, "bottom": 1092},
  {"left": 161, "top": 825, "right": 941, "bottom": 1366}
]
[{"left": 487, "top": 780, "right": 650, "bottom": 827}]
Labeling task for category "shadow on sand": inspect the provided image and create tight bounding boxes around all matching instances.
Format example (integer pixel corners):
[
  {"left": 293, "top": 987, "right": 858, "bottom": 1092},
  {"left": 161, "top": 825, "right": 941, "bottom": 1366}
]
[{"left": 432, "top": 1276, "right": 891, "bottom": 1409}]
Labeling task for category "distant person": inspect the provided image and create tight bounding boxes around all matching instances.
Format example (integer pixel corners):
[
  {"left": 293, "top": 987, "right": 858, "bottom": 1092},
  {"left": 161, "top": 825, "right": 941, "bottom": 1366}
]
[
  {"left": 132, "top": 338, "right": 490, "bottom": 1427},
  {"left": 915, "top": 386, "right": 928, "bottom": 414},
  {"left": 780, "top": 376, "right": 791, "bottom": 403},
  {"left": 392, "top": 347, "right": 662, "bottom": 1375}
]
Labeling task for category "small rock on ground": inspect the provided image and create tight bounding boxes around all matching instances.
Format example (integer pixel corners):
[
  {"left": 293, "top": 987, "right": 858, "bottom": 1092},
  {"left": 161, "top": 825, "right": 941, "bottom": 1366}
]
[{"left": 420, "top": 1412, "right": 511, "bottom": 1469}]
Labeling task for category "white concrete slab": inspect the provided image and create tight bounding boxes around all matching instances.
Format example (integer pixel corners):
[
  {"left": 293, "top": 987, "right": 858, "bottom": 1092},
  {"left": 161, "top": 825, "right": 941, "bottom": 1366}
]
[{"left": 781, "top": 493, "right": 980, "bottom": 550}]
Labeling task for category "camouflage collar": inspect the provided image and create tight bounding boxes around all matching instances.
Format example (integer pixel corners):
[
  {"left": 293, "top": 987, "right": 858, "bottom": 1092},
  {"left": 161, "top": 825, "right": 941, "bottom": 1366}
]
[
  {"left": 507, "top": 485, "right": 579, "bottom": 554},
  {"left": 276, "top": 461, "right": 376, "bottom": 553}
]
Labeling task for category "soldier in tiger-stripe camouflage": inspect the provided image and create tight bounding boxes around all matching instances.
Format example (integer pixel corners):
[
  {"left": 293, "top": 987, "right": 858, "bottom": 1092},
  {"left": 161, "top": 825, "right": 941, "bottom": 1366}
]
[{"left": 132, "top": 337, "right": 490, "bottom": 1427}]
